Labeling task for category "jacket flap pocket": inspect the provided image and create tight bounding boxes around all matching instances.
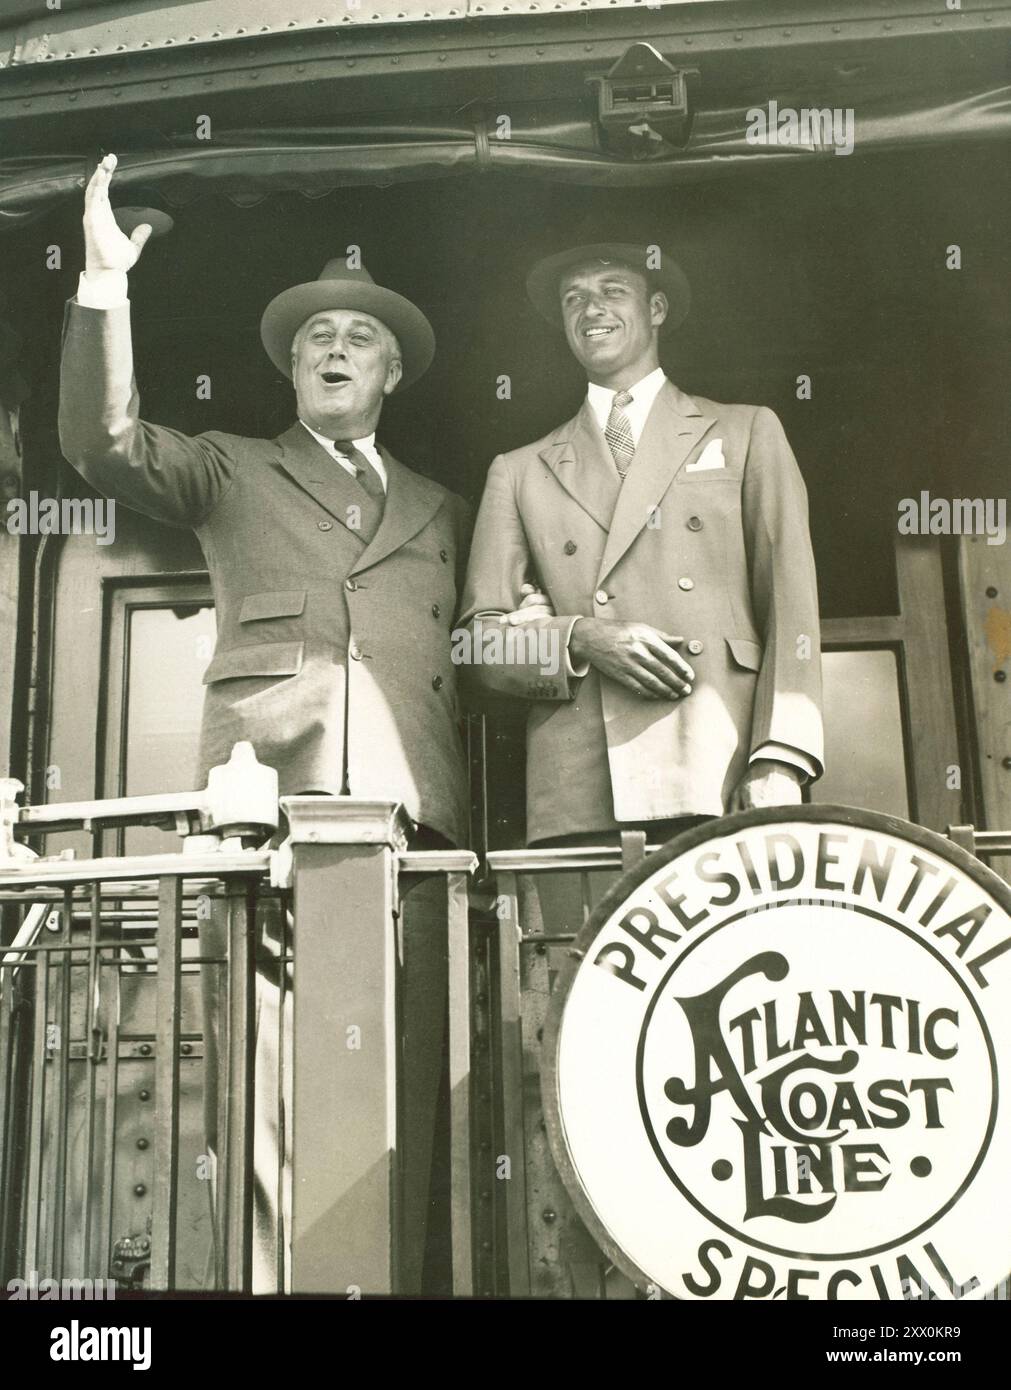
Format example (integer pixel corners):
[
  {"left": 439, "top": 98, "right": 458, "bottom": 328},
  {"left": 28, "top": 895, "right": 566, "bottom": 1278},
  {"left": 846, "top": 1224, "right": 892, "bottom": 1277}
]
[
  {"left": 675, "top": 469, "right": 739, "bottom": 485},
  {"left": 726, "top": 637, "right": 763, "bottom": 672},
  {"left": 239, "top": 590, "right": 306, "bottom": 623},
  {"left": 203, "top": 641, "right": 304, "bottom": 684}
]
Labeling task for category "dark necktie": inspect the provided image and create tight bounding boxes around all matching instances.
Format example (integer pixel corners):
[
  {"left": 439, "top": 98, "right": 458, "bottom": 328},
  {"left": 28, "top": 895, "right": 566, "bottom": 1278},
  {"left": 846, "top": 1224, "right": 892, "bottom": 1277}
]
[
  {"left": 604, "top": 390, "right": 635, "bottom": 478},
  {"left": 328, "top": 439, "right": 384, "bottom": 543},
  {"left": 334, "top": 441, "right": 386, "bottom": 505}
]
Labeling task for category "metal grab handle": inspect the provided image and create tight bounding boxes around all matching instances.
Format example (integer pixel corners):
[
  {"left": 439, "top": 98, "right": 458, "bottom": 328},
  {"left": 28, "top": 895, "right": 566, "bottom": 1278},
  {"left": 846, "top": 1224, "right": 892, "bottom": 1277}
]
[{"left": 0, "top": 901, "right": 50, "bottom": 973}]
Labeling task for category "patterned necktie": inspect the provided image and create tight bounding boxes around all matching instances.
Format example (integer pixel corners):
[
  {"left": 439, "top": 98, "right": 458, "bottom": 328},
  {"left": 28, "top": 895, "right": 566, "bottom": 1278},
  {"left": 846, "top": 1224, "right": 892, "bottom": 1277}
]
[{"left": 604, "top": 390, "right": 635, "bottom": 478}]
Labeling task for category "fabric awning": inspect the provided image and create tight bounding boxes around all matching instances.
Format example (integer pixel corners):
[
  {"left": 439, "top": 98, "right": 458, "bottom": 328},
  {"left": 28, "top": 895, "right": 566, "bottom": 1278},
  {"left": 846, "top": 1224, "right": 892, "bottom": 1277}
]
[{"left": 2, "top": 85, "right": 1008, "bottom": 230}]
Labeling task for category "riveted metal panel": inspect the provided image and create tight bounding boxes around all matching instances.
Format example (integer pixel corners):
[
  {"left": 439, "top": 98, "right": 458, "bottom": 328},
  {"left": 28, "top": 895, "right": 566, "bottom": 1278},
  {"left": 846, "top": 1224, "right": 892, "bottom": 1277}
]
[
  {"left": 0, "top": 0, "right": 747, "bottom": 69},
  {"left": 18, "top": 929, "right": 213, "bottom": 1289}
]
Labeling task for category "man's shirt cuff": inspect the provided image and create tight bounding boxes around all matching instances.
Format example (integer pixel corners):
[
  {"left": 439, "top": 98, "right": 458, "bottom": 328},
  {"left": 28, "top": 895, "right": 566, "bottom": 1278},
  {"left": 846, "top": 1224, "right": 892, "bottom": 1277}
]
[
  {"left": 750, "top": 742, "right": 819, "bottom": 781},
  {"left": 76, "top": 270, "right": 129, "bottom": 309},
  {"left": 565, "top": 617, "right": 590, "bottom": 679}
]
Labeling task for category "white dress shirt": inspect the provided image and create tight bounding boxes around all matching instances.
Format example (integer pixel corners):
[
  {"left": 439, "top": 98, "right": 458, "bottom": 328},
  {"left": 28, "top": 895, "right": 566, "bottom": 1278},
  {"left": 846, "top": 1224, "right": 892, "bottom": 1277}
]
[
  {"left": 76, "top": 269, "right": 129, "bottom": 308},
  {"left": 586, "top": 365, "right": 667, "bottom": 446},
  {"left": 299, "top": 421, "right": 387, "bottom": 493}
]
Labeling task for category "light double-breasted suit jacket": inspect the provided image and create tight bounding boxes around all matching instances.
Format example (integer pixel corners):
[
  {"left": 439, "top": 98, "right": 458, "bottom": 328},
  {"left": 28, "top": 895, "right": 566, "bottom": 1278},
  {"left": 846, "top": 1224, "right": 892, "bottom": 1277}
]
[
  {"left": 459, "top": 380, "right": 823, "bottom": 843},
  {"left": 59, "top": 301, "right": 471, "bottom": 847}
]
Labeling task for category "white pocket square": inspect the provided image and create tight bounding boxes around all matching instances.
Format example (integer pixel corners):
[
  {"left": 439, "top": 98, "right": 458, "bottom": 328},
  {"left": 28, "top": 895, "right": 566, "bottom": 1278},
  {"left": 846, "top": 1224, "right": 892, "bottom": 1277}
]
[{"left": 685, "top": 439, "right": 726, "bottom": 472}]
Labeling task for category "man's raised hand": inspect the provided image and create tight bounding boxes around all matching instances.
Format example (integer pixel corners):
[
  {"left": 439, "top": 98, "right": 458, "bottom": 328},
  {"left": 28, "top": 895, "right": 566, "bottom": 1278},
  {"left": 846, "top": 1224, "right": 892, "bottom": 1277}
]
[{"left": 83, "top": 153, "right": 152, "bottom": 278}]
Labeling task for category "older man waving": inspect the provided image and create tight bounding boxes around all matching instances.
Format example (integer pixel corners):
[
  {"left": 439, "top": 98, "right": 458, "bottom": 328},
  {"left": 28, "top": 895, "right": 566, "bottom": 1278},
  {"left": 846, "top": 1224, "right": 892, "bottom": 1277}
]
[{"left": 59, "top": 154, "right": 479, "bottom": 1292}]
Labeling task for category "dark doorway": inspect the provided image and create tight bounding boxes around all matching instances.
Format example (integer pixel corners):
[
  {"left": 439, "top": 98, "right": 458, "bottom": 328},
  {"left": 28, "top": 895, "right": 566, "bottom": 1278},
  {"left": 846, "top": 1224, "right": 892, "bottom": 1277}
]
[{"left": 9, "top": 143, "right": 1006, "bottom": 842}]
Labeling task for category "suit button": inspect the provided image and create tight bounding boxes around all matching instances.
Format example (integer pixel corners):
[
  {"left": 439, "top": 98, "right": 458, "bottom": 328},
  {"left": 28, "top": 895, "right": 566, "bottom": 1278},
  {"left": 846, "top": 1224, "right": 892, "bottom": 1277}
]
[
  {"left": 687, "top": 516, "right": 703, "bottom": 531},
  {"left": 687, "top": 639, "right": 704, "bottom": 656},
  {"left": 439, "top": 548, "right": 449, "bottom": 563},
  {"left": 431, "top": 603, "right": 441, "bottom": 619},
  {"left": 345, "top": 578, "right": 358, "bottom": 592},
  {"left": 318, "top": 520, "right": 333, "bottom": 531},
  {"left": 678, "top": 577, "right": 695, "bottom": 591},
  {"left": 349, "top": 641, "right": 362, "bottom": 661},
  {"left": 594, "top": 589, "right": 609, "bottom": 605},
  {"left": 432, "top": 675, "right": 443, "bottom": 690},
  {"left": 564, "top": 540, "right": 577, "bottom": 555}
]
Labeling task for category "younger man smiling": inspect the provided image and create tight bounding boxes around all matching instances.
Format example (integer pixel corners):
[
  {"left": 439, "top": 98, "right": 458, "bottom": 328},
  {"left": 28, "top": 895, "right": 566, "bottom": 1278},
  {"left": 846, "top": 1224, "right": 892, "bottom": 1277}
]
[{"left": 460, "top": 244, "right": 824, "bottom": 848}]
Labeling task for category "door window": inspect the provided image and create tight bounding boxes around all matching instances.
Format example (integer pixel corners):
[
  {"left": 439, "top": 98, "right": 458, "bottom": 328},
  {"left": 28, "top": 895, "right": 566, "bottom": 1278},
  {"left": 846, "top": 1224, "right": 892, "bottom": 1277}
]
[
  {"left": 809, "top": 648, "right": 910, "bottom": 818},
  {"left": 104, "top": 584, "right": 215, "bottom": 856}
]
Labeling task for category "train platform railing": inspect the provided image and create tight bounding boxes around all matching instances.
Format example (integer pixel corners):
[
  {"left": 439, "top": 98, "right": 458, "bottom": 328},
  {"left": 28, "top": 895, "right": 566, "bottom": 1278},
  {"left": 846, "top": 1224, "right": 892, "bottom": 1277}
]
[
  {"left": 0, "top": 745, "right": 477, "bottom": 1295},
  {"left": 1, "top": 778, "right": 1002, "bottom": 1299},
  {"left": 480, "top": 833, "right": 659, "bottom": 1298},
  {"left": 947, "top": 825, "right": 1011, "bottom": 873}
]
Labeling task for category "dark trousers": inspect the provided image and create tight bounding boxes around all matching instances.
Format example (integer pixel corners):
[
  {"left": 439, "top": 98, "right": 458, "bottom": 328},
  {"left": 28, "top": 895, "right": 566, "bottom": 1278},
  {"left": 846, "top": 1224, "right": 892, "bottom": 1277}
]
[{"left": 530, "top": 817, "right": 714, "bottom": 935}]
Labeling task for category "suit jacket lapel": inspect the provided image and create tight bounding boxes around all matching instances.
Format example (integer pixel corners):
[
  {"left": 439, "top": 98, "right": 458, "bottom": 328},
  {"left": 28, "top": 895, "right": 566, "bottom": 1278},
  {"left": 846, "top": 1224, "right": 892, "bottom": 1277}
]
[
  {"left": 538, "top": 401, "right": 621, "bottom": 532},
  {"left": 274, "top": 422, "right": 373, "bottom": 542},
  {"left": 597, "top": 381, "right": 715, "bottom": 583},
  {"left": 350, "top": 447, "right": 445, "bottom": 575}
]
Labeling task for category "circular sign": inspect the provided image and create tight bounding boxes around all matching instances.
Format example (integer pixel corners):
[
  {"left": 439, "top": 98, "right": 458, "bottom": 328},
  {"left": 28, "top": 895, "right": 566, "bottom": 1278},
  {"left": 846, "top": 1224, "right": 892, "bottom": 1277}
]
[{"left": 543, "top": 807, "right": 1011, "bottom": 1300}]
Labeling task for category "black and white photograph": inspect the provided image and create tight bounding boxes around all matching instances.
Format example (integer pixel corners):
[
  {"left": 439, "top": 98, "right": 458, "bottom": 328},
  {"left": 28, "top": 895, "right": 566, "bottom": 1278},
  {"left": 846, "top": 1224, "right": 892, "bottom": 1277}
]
[{"left": 0, "top": 0, "right": 1008, "bottom": 1348}]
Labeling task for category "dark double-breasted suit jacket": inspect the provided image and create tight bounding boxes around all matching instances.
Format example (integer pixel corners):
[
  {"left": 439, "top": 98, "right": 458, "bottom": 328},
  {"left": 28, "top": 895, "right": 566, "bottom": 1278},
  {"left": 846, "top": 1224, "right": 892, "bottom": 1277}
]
[
  {"left": 58, "top": 296, "right": 474, "bottom": 1292},
  {"left": 58, "top": 300, "right": 472, "bottom": 847},
  {"left": 460, "top": 380, "right": 824, "bottom": 843}
]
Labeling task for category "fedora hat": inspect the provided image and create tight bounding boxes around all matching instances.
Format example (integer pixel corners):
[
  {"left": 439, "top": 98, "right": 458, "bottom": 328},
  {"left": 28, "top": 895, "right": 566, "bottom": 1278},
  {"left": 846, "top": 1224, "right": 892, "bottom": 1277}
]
[
  {"left": 260, "top": 258, "right": 435, "bottom": 390},
  {"left": 526, "top": 243, "right": 690, "bottom": 335}
]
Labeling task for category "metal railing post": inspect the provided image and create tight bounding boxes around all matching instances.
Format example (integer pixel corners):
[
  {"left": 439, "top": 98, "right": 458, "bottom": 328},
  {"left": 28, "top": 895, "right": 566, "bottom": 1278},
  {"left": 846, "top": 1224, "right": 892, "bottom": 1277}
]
[
  {"left": 284, "top": 797, "right": 409, "bottom": 1295},
  {"left": 150, "top": 876, "right": 182, "bottom": 1290},
  {"left": 446, "top": 867, "right": 474, "bottom": 1295},
  {"left": 495, "top": 870, "right": 530, "bottom": 1296},
  {"left": 222, "top": 882, "right": 256, "bottom": 1291}
]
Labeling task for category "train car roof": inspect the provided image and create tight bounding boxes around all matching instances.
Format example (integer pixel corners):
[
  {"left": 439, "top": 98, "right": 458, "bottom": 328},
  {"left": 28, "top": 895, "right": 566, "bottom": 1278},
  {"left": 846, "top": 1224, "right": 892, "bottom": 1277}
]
[
  {"left": 0, "top": 0, "right": 740, "bottom": 64},
  {"left": 0, "top": 1, "right": 1007, "bottom": 228}
]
